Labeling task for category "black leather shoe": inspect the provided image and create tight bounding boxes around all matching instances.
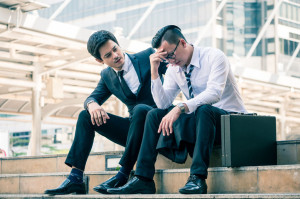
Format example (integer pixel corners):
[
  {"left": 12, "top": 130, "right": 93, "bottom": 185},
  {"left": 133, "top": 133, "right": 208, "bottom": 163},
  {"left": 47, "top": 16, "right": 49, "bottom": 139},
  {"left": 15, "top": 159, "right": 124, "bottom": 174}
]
[
  {"left": 107, "top": 176, "right": 155, "bottom": 194},
  {"left": 44, "top": 179, "right": 86, "bottom": 195},
  {"left": 93, "top": 175, "right": 127, "bottom": 194},
  {"left": 179, "top": 175, "right": 207, "bottom": 194}
]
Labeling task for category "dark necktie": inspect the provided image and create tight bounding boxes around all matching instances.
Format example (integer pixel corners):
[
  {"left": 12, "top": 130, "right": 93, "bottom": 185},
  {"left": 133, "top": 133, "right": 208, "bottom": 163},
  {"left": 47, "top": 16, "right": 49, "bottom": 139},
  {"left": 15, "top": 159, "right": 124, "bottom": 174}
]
[
  {"left": 184, "top": 65, "right": 195, "bottom": 99},
  {"left": 117, "top": 70, "right": 136, "bottom": 99}
]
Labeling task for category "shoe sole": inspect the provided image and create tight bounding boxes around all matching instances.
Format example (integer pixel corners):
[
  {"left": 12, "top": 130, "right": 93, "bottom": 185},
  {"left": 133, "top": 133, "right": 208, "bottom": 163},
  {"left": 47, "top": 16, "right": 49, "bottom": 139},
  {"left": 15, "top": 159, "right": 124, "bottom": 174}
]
[
  {"left": 179, "top": 189, "right": 207, "bottom": 194},
  {"left": 93, "top": 187, "right": 109, "bottom": 194},
  {"left": 107, "top": 189, "right": 156, "bottom": 194},
  {"left": 45, "top": 192, "right": 86, "bottom": 195}
]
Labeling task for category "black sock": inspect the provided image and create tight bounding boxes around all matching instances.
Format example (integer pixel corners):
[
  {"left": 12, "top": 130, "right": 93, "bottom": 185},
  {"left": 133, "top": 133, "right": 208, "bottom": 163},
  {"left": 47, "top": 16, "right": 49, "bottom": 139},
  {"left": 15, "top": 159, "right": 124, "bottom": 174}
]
[
  {"left": 195, "top": 174, "right": 206, "bottom": 180},
  {"left": 115, "top": 167, "right": 129, "bottom": 183},
  {"left": 136, "top": 175, "right": 152, "bottom": 182},
  {"left": 120, "top": 166, "right": 131, "bottom": 176},
  {"left": 68, "top": 168, "right": 83, "bottom": 184}
]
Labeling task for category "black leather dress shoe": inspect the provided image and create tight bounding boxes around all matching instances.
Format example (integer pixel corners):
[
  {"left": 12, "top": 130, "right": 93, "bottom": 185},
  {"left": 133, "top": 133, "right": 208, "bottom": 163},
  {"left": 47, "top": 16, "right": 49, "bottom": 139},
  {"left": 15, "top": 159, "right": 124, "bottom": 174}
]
[
  {"left": 93, "top": 175, "right": 127, "bottom": 194},
  {"left": 179, "top": 175, "right": 207, "bottom": 194},
  {"left": 107, "top": 176, "right": 155, "bottom": 194},
  {"left": 44, "top": 179, "right": 86, "bottom": 195}
]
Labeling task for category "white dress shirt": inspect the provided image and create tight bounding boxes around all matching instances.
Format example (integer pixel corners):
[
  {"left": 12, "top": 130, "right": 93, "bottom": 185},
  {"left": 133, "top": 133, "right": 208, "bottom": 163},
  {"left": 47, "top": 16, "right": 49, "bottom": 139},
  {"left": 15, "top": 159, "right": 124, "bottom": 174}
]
[
  {"left": 151, "top": 46, "right": 247, "bottom": 114},
  {"left": 114, "top": 53, "right": 140, "bottom": 95}
]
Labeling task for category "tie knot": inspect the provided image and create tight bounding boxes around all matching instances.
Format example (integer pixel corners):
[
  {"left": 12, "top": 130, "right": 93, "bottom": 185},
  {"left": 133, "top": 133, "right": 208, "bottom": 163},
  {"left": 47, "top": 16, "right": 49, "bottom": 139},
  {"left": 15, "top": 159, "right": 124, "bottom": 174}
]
[{"left": 118, "top": 70, "right": 124, "bottom": 77}]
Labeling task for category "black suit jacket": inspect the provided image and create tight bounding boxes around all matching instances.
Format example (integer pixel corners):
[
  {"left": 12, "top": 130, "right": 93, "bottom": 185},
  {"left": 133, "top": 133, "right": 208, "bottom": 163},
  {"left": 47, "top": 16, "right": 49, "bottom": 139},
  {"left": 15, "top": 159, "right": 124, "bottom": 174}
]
[{"left": 84, "top": 48, "right": 167, "bottom": 116}]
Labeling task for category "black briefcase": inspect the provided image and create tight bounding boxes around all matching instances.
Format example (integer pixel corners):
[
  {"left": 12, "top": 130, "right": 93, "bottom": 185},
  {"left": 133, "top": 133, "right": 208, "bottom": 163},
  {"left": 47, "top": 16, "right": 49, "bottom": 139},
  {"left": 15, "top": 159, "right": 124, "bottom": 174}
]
[{"left": 221, "top": 114, "right": 277, "bottom": 167}]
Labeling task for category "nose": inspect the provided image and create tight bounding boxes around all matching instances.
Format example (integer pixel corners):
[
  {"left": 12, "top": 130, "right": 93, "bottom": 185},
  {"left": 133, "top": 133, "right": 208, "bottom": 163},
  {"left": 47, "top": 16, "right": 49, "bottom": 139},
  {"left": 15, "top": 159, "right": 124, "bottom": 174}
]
[{"left": 112, "top": 51, "right": 119, "bottom": 59}]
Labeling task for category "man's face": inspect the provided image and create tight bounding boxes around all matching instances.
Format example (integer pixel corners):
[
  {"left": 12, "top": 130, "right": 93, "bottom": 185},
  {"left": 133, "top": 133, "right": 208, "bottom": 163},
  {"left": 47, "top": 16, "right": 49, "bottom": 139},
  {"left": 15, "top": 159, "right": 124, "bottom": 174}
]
[
  {"left": 158, "top": 39, "right": 187, "bottom": 67},
  {"left": 97, "top": 40, "right": 125, "bottom": 71}
]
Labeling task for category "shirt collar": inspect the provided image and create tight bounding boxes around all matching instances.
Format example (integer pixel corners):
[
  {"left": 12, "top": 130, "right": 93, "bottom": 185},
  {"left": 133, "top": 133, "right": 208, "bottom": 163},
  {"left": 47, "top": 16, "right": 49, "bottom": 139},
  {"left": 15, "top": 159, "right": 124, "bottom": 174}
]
[{"left": 176, "top": 45, "right": 201, "bottom": 73}]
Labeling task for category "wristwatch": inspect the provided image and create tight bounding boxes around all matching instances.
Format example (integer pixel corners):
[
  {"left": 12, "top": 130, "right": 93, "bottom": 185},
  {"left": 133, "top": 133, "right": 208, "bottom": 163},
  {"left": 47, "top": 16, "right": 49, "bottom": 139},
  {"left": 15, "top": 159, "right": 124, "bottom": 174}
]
[
  {"left": 176, "top": 103, "right": 185, "bottom": 114},
  {"left": 86, "top": 100, "right": 95, "bottom": 109}
]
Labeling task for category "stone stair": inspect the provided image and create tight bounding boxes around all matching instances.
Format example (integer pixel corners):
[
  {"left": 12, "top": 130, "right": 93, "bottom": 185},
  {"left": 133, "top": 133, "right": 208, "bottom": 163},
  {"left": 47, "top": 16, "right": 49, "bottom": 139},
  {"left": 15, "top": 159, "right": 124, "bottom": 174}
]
[
  {"left": 0, "top": 140, "right": 300, "bottom": 198},
  {"left": 1, "top": 193, "right": 300, "bottom": 199}
]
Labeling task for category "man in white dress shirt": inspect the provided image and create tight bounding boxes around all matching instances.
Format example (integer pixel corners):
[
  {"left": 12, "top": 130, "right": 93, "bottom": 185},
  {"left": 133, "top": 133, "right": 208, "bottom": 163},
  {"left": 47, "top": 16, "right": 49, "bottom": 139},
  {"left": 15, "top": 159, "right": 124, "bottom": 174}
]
[{"left": 107, "top": 25, "right": 247, "bottom": 194}]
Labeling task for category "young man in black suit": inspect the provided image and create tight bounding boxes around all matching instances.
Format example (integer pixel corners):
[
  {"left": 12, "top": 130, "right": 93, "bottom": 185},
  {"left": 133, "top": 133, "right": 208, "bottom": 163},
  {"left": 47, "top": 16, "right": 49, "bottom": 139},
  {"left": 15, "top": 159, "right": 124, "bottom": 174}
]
[{"left": 44, "top": 30, "right": 166, "bottom": 195}]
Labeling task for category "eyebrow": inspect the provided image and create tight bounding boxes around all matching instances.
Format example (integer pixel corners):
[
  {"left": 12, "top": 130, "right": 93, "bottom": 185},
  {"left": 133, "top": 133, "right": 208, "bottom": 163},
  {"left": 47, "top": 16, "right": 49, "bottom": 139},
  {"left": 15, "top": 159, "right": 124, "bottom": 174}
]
[{"left": 104, "top": 45, "right": 117, "bottom": 57}]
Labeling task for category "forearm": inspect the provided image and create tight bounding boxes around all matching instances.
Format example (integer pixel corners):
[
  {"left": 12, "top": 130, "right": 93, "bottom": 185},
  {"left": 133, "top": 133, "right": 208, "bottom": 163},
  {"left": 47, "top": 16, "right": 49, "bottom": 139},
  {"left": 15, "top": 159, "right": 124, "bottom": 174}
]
[{"left": 151, "top": 78, "right": 176, "bottom": 109}]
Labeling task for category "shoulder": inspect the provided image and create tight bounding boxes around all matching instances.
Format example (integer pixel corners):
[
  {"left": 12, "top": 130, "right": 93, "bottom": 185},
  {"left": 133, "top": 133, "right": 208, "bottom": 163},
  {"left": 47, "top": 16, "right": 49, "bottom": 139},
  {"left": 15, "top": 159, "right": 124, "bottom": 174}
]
[
  {"left": 201, "top": 47, "right": 226, "bottom": 64},
  {"left": 100, "top": 67, "right": 112, "bottom": 77}
]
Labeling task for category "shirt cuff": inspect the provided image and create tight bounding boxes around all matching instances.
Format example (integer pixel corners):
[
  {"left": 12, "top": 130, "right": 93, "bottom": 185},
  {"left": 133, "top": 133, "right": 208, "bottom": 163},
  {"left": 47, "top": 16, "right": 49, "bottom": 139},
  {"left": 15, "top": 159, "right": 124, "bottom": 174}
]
[
  {"left": 151, "top": 77, "right": 161, "bottom": 84},
  {"left": 184, "top": 99, "right": 197, "bottom": 114}
]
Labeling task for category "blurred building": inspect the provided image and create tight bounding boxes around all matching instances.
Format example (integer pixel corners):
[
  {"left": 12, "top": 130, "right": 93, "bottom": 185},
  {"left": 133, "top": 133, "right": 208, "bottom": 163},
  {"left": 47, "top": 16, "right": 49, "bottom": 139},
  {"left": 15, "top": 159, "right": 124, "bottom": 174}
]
[
  {"left": 38, "top": 0, "right": 300, "bottom": 75},
  {"left": 0, "top": 0, "right": 299, "bottom": 156}
]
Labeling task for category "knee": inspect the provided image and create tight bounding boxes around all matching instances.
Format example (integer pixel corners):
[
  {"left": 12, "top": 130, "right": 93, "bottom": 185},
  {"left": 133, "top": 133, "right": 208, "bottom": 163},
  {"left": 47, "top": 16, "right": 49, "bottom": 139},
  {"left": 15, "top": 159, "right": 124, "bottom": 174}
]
[
  {"left": 145, "top": 108, "right": 164, "bottom": 123},
  {"left": 78, "top": 110, "right": 89, "bottom": 119},
  {"left": 132, "top": 104, "right": 152, "bottom": 119},
  {"left": 195, "top": 104, "right": 213, "bottom": 119},
  {"left": 77, "top": 110, "right": 90, "bottom": 123}
]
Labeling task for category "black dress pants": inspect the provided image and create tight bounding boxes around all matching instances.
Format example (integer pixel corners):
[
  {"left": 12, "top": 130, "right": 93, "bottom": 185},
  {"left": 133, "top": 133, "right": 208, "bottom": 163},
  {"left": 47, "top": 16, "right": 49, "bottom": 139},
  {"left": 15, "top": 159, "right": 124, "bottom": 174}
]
[
  {"left": 65, "top": 104, "right": 153, "bottom": 171},
  {"left": 135, "top": 104, "right": 229, "bottom": 179}
]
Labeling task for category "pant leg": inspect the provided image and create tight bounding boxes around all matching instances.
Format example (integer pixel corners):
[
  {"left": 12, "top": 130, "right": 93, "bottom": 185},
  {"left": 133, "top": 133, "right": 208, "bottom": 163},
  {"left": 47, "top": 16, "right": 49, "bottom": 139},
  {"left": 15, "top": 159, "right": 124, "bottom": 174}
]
[
  {"left": 134, "top": 108, "right": 168, "bottom": 179},
  {"left": 190, "top": 105, "right": 229, "bottom": 178},
  {"left": 65, "top": 110, "right": 130, "bottom": 170},
  {"left": 119, "top": 104, "right": 154, "bottom": 170}
]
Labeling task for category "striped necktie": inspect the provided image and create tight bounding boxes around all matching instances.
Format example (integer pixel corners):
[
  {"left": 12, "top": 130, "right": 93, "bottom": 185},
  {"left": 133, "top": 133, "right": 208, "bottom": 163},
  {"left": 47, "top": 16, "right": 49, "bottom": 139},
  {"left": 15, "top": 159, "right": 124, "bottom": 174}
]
[{"left": 184, "top": 65, "right": 195, "bottom": 99}]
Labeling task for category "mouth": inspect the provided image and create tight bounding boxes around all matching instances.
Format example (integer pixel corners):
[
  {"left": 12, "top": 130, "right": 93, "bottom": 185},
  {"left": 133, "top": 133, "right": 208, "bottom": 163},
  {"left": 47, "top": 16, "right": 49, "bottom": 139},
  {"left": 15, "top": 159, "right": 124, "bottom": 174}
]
[
  {"left": 114, "top": 57, "right": 121, "bottom": 63},
  {"left": 175, "top": 60, "right": 181, "bottom": 65}
]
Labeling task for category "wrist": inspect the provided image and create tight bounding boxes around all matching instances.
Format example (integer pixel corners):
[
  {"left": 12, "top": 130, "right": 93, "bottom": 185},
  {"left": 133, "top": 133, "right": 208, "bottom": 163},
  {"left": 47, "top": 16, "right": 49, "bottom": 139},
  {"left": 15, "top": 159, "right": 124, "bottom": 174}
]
[
  {"left": 151, "top": 72, "right": 159, "bottom": 80},
  {"left": 176, "top": 103, "right": 186, "bottom": 114},
  {"left": 87, "top": 100, "right": 95, "bottom": 109}
]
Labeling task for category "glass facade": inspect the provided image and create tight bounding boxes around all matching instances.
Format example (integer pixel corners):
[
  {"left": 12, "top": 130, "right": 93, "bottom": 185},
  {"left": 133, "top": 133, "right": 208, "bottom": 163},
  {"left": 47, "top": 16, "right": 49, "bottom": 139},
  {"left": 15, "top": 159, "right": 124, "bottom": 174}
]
[{"left": 38, "top": 0, "right": 300, "bottom": 74}]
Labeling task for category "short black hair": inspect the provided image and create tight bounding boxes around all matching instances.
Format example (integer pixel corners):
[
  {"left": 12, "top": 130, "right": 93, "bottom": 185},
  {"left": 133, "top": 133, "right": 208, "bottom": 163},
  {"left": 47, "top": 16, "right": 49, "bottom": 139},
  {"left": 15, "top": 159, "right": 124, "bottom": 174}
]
[
  {"left": 87, "top": 30, "right": 119, "bottom": 60},
  {"left": 152, "top": 25, "right": 186, "bottom": 48}
]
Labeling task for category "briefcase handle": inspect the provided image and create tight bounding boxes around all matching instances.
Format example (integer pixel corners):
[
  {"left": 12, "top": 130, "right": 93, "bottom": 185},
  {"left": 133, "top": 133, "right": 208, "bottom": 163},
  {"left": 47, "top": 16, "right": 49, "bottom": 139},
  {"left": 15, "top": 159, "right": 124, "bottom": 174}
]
[{"left": 229, "top": 112, "right": 257, "bottom": 116}]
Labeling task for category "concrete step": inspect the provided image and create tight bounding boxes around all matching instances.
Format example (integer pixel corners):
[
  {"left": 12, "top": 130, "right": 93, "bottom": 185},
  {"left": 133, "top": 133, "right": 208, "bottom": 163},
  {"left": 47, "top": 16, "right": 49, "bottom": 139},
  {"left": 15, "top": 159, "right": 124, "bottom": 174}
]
[
  {"left": 1, "top": 193, "right": 300, "bottom": 199},
  {"left": 1, "top": 139, "right": 299, "bottom": 175},
  {"left": 0, "top": 165, "right": 299, "bottom": 194},
  {"left": 0, "top": 148, "right": 221, "bottom": 175}
]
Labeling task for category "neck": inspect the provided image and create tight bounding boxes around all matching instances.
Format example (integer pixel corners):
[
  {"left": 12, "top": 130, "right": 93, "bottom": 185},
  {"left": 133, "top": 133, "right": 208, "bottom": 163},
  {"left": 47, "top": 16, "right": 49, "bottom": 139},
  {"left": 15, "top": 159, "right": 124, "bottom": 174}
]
[{"left": 185, "top": 44, "right": 194, "bottom": 67}]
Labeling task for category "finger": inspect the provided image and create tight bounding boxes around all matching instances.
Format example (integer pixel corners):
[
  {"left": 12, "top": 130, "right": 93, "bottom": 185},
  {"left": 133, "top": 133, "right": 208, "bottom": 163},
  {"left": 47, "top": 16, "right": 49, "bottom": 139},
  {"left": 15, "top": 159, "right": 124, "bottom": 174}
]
[
  {"left": 162, "top": 121, "right": 166, "bottom": 136},
  {"left": 100, "top": 110, "right": 107, "bottom": 124},
  {"left": 169, "top": 122, "right": 173, "bottom": 134},
  {"left": 158, "top": 121, "right": 162, "bottom": 133},
  {"left": 104, "top": 112, "right": 110, "bottom": 119},
  {"left": 157, "top": 54, "right": 168, "bottom": 60},
  {"left": 157, "top": 49, "right": 167, "bottom": 53},
  {"left": 92, "top": 112, "right": 100, "bottom": 126},
  {"left": 165, "top": 121, "right": 170, "bottom": 136},
  {"left": 95, "top": 110, "right": 103, "bottom": 126},
  {"left": 90, "top": 113, "right": 95, "bottom": 125}
]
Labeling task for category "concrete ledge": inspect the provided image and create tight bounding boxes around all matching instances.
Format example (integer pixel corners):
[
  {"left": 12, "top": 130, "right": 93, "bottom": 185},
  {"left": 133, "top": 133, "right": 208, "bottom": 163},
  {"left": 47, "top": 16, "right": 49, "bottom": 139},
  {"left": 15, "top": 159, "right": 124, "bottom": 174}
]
[
  {"left": 0, "top": 147, "right": 221, "bottom": 174},
  {"left": 0, "top": 139, "right": 299, "bottom": 175},
  {"left": 1, "top": 165, "right": 300, "bottom": 194}
]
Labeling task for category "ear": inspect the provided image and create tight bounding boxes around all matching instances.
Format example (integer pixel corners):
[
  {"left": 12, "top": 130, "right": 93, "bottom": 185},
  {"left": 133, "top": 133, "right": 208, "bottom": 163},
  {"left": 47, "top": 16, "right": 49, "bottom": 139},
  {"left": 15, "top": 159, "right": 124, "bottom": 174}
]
[
  {"left": 180, "top": 39, "right": 187, "bottom": 48},
  {"left": 95, "top": 58, "right": 104, "bottom": 64}
]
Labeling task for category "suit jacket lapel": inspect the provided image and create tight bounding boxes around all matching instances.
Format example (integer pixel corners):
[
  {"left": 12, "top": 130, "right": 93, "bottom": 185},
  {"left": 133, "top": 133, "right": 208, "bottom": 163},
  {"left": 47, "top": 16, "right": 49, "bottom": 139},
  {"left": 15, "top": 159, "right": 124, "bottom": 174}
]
[
  {"left": 128, "top": 53, "right": 142, "bottom": 95},
  {"left": 108, "top": 67, "right": 124, "bottom": 95},
  {"left": 128, "top": 54, "right": 142, "bottom": 83}
]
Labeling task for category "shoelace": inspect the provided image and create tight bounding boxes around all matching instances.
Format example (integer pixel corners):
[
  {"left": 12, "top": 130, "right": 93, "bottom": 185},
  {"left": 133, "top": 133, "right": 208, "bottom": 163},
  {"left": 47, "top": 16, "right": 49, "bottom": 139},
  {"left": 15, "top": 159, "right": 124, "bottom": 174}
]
[{"left": 187, "top": 175, "right": 198, "bottom": 182}]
